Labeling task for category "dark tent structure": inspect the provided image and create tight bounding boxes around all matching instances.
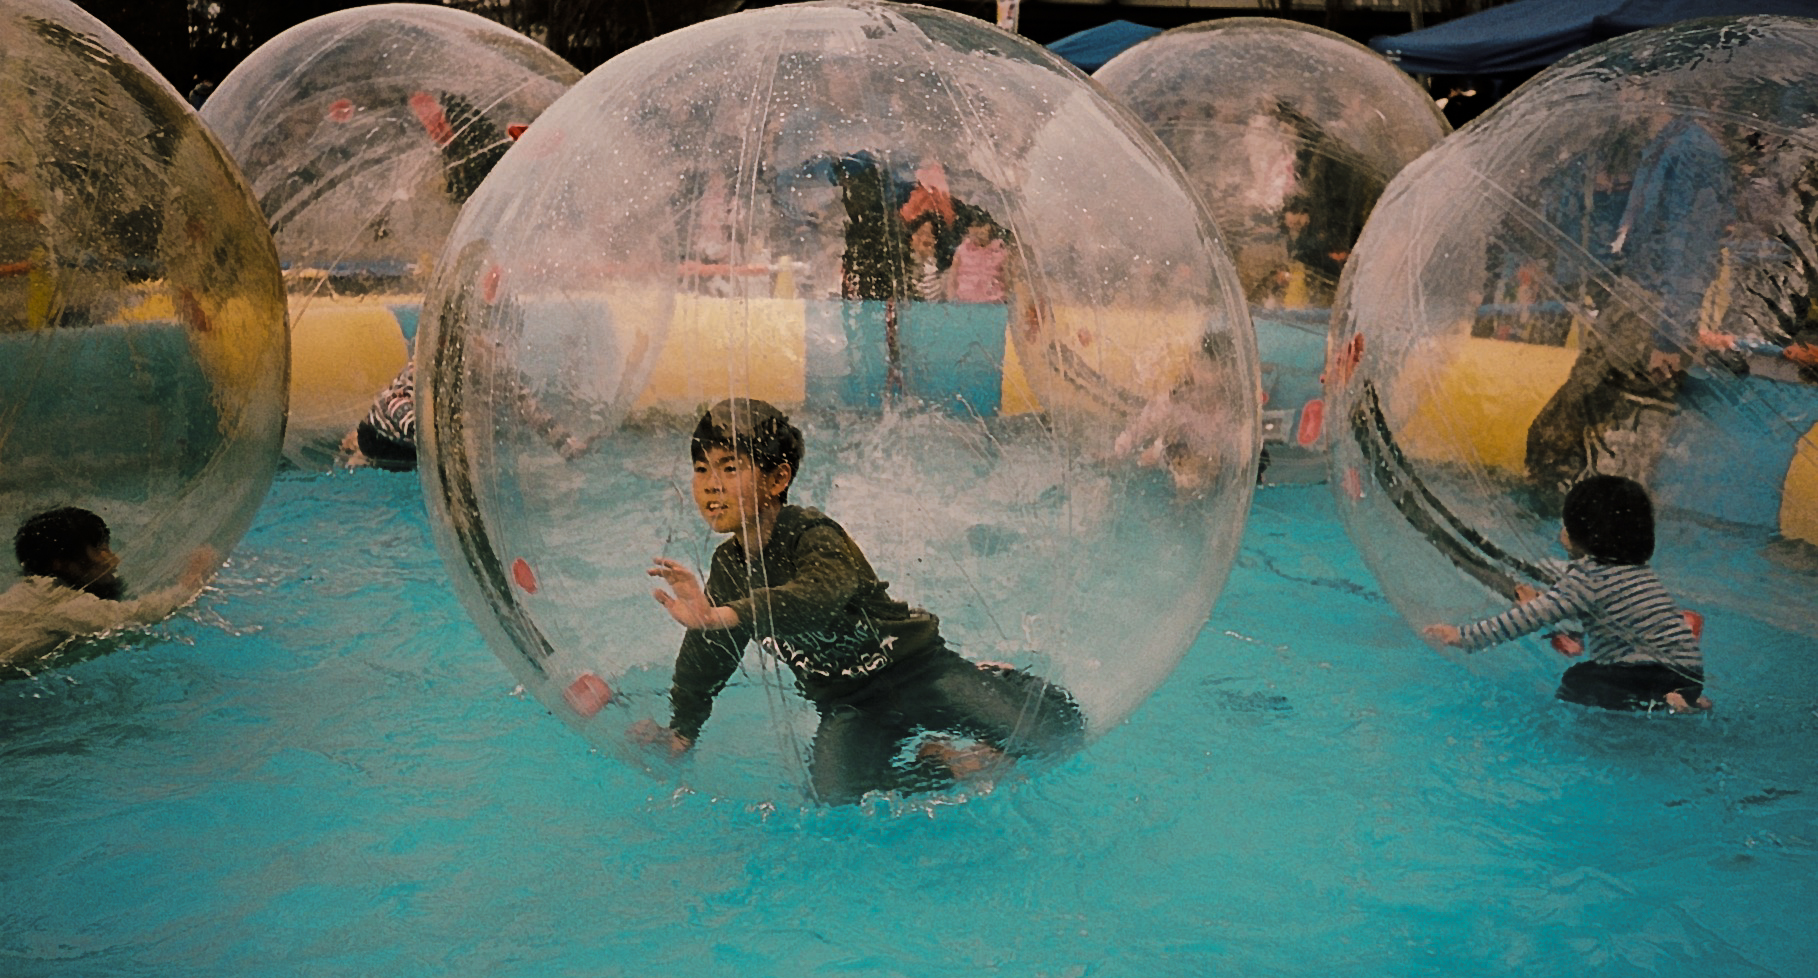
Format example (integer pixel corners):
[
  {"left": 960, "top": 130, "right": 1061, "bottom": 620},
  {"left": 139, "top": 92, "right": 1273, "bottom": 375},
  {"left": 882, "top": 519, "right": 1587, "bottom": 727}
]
[
  {"left": 1370, "top": 0, "right": 1818, "bottom": 75},
  {"left": 1047, "top": 20, "right": 1163, "bottom": 72}
]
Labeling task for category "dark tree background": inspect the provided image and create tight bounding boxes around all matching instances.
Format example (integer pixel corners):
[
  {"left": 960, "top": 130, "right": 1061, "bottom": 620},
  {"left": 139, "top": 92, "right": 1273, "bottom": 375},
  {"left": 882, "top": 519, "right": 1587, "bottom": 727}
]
[
  {"left": 74, "top": 0, "right": 1481, "bottom": 95},
  {"left": 76, "top": 0, "right": 753, "bottom": 96},
  {"left": 71, "top": 0, "right": 1496, "bottom": 119}
]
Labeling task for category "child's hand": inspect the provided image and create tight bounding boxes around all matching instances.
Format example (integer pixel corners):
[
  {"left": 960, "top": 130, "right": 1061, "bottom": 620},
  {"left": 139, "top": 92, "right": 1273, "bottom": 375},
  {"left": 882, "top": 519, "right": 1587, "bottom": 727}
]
[
  {"left": 1698, "top": 329, "right": 1737, "bottom": 351},
  {"left": 628, "top": 718, "right": 692, "bottom": 758},
  {"left": 180, "top": 545, "right": 219, "bottom": 591},
  {"left": 649, "top": 557, "right": 736, "bottom": 629},
  {"left": 1421, "top": 623, "right": 1462, "bottom": 647},
  {"left": 1514, "top": 584, "right": 1543, "bottom": 604}
]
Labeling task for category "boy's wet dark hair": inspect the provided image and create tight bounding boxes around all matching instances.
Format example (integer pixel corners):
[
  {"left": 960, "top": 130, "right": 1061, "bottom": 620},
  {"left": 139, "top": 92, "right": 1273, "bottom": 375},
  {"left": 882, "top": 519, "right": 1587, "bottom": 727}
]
[
  {"left": 691, "top": 398, "right": 804, "bottom": 497},
  {"left": 15, "top": 507, "right": 110, "bottom": 577},
  {"left": 1563, "top": 475, "right": 1655, "bottom": 565}
]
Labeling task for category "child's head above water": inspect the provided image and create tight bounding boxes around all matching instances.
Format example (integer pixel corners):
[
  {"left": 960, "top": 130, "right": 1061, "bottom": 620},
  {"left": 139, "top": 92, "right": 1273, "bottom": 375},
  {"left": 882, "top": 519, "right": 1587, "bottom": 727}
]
[
  {"left": 691, "top": 398, "right": 804, "bottom": 499},
  {"left": 1562, "top": 474, "right": 1655, "bottom": 565},
  {"left": 14, "top": 506, "right": 121, "bottom": 596}
]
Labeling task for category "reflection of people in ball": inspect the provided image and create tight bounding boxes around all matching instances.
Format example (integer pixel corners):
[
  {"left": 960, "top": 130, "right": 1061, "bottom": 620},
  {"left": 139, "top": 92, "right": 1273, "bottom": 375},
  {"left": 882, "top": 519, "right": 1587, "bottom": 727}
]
[
  {"left": 906, "top": 217, "right": 944, "bottom": 301},
  {"left": 1703, "top": 139, "right": 1818, "bottom": 381},
  {"left": 1274, "top": 100, "right": 1380, "bottom": 305},
  {"left": 638, "top": 399, "right": 1085, "bottom": 804},
  {"left": 410, "top": 90, "right": 511, "bottom": 206},
  {"left": 899, "top": 162, "right": 956, "bottom": 246},
  {"left": 833, "top": 153, "right": 908, "bottom": 301},
  {"left": 947, "top": 218, "right": 1009, "bottom": 303},
  {"left": 1525, "top": 111, "right": 1734, "bottom": 496},
  {"left": 1, "top": 508, "right": 216, "bottom": 667},
  {"left": 1422, "top": 476, "right": 1711, "bottom": 713},
  {"left": 1114, "top": 332, "right": 1248, "bottom": 491}
]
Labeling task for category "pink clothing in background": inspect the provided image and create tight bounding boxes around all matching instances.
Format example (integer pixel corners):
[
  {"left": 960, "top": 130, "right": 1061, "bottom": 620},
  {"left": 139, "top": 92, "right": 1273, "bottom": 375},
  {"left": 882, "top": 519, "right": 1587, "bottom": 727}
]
[{"left": 948, "top": 237, "right": 1007, "bottom": 302}]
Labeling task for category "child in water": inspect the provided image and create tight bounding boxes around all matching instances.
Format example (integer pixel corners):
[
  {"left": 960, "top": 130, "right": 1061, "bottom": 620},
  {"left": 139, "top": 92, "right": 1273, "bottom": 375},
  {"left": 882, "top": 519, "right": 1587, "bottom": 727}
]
[
  {"left": 0, "top": 507, "right": 215, "bottom": 667},
  {"left": 638, "top": 398, "right": 1084, "bottom": 804},
  {"left": 1423, "top": 475, "right": 1711, "bottom": 713}
]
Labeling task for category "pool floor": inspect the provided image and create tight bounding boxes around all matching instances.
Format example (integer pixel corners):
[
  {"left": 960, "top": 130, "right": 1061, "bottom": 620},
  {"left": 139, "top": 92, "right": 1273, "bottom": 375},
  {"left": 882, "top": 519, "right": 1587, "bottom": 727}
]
[{"left": 2, "top": 472, "right": 1813, "bottom": 977}]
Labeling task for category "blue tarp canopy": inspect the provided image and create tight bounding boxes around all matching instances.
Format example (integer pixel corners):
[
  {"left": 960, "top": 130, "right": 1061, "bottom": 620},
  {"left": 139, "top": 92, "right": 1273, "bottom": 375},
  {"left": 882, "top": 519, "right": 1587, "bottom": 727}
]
[
  {"left": 1047, "top": 20, "right": 1162, "bottom": 72},
  {"left": 1370, "top": 0, "right": 1818, "bottom": 75}
]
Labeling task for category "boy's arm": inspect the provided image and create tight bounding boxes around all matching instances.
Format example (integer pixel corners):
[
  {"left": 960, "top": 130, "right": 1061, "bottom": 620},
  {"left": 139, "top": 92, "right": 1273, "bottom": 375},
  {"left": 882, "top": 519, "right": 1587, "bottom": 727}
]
[
  {"left": 32, "top": 573, "right": 204, "bottom": 639},
  {"left": 660, "top": 546, "right": 751, "bottom": 745},
  {"left": 668, "top": 626, "right": 748, "bottom": 744},
  {"left": 1455, "top": 573, "right": 1590, "bottom": 651},
  {"left": 721, "top": 526, "right": 866, "bottom": 632}
]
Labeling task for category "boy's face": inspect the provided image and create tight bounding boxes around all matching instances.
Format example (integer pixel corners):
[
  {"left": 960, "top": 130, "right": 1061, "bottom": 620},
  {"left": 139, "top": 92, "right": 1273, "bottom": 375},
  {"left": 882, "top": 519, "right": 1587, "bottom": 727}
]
[
  {"left": 692, "top": 447, "right": 790, "bottom": 535},
  {"left": 1559, "top": 525, "right": 1584, "bottom": 558},
  {"left": 53, "top": 543, "right": 123, "bottom": 599}
]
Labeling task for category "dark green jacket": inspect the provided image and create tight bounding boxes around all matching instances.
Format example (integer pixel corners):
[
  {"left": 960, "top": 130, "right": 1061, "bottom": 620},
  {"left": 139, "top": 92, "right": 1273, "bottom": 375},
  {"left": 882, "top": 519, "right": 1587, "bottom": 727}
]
[{"left": 668, "top": 505, "right": 942, "bottom": 742}]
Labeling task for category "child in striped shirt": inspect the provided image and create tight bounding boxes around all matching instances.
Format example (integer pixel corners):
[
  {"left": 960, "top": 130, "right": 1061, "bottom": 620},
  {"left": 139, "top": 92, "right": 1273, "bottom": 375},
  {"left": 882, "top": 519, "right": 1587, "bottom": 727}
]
[{"left": 1423, "top": 475, "right": 1710, "bottom": 713}]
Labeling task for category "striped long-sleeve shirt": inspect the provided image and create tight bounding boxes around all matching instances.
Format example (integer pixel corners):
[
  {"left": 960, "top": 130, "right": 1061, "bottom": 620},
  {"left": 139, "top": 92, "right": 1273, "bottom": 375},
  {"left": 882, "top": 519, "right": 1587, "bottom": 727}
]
[
  {"left": 364, "top": 360, "right": 415, "bottom": 445},
  {"left": 1457, "top": 558, "right": 1700, "bottom": 671}
]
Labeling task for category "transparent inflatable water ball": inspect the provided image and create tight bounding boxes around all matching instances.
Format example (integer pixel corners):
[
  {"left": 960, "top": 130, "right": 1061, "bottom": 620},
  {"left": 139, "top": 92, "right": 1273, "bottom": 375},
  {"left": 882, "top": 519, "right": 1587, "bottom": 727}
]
[
  {"left": 202, "top": 4, "right": 580, "bottom": 462},
  {"left": 1097, "top": 18, "right": 1448, "bottom": 482},
  {"left": 0, "top": 0, "right": 287, "bottom": 661},
  {"left": 419, "top": 1, "right": 1260, "bottom": 804},
  {"left": 1327, "top": 16, "right": 1818, "bottom": 684}
]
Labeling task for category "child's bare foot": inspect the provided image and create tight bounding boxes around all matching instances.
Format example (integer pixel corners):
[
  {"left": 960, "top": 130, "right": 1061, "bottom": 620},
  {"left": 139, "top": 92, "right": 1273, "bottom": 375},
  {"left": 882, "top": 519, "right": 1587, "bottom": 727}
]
[
  {"left": 916, "top": 738, "right": 1007, "bottom": 779},
  {"left": 337, "top": 429, "right": 368, "bottom": 468},
  {"left": 1664, "top": 692, "right": 1713, "bottom": 714}
]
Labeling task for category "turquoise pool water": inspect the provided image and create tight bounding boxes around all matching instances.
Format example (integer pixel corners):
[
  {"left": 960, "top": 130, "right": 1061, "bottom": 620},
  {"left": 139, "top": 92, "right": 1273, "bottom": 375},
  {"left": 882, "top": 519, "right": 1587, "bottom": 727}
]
[{"left": 3, "top": 473, "right": 1812, "bottom": 977}]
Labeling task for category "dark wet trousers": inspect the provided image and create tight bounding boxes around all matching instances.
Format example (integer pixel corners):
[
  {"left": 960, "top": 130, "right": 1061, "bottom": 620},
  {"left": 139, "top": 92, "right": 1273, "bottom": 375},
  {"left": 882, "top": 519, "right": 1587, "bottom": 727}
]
[
  {"left": 1556, "top": 660, "right": 1703, "bottom": 711},
  {"left": 356, "top": 420, "right": 417, "bottom": 472},
  {"left": 807, "top": 646, "right": 1085, "bottom": 805}
]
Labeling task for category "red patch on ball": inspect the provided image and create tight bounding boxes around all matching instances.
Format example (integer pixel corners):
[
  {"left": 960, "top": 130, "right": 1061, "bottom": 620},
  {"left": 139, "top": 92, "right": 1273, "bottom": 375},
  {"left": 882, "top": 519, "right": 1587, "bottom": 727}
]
[
  {"left": 563, "top": 673, "right": 612, "bottom": 717},
  {"left": 511, "top": 557, "right": 537, "bottom": 594}
]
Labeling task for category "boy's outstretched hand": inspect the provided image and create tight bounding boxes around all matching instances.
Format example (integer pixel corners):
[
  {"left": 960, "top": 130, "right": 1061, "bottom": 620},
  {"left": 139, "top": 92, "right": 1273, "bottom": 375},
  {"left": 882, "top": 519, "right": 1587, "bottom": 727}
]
[
  {"left": 628, "top": 718, "right": 693, "bottom": 758},
  {"left": 649, "top": 557, "right": 737, "bottom": 629},
  {"left": 1421, "top": 624, "right": 1462, "bottom": 647}
]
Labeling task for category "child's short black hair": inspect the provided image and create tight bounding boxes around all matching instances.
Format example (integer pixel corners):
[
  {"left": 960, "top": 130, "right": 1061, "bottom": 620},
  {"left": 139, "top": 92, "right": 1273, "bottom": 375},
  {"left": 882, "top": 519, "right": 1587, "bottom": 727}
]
[
  {"left": 15, "top": 507, "right": 110, "bottom": 577},
  {"left": 691, "top": 399, "right": 804, "bottom": 491},
  {"left": 1562, "top": 475, "right": 1654, "bottom": 564}
]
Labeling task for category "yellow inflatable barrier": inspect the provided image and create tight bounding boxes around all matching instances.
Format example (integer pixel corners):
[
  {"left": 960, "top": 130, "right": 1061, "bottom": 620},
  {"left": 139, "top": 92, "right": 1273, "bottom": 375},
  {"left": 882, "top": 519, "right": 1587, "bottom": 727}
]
[
  {"left": 1391, "top": 333, "right": 1578, "bottom": 475},
  {"left": 1008, "top": 301, "right": 1216, "bottom": 421},
  {"left": 632, "top": 295, "right": 806, "bottom": 412},
  {"left": 121, "top": 288, "right": 287, "bottom": 419},
  {"left": 1782, "top": 423, "right": 1818, "bottom": 545},
  {"left": 530, "top": 293, "right": 1208, "bottom": 422},
  {"left": 1001, "top": 327, "right": 1039, "bottom": 415},
  {"left": 1384, "top": 322, "right": 1818, "bottom": 547},
  {"left": 287, "top": 298, "right": 408, "bottom": 447}
]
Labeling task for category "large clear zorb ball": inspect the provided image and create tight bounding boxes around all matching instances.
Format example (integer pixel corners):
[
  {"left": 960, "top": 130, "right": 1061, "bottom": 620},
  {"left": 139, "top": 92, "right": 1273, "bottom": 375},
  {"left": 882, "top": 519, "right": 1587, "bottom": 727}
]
[
  {"left": 1096, "top": 18, "right": 1447, "bottom": 484},
  {"left": 0, "top": 0, "right": 286, "bottom": 661},
  {"left": 1327, "top": 16, "right": 1818, "bottom": 685},
  {"left": 418, "top": 1, "right": 1259, "bottom": 805},
  {"left": 202, "top": 4, "right": 579, "bottom": 464}
]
